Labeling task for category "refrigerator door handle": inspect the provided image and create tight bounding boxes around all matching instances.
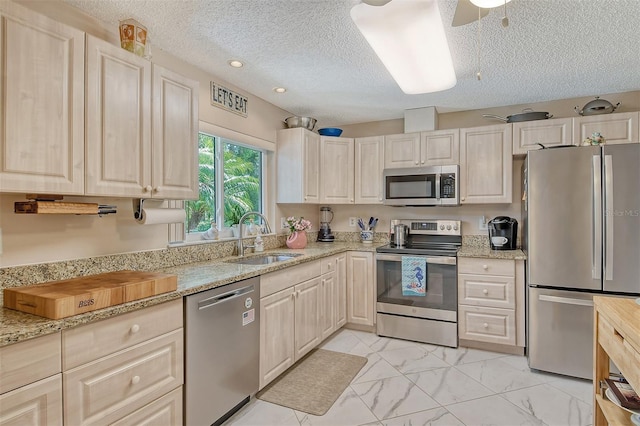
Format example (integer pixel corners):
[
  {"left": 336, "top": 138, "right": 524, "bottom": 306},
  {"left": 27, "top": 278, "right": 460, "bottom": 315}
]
[
  {"left": 538, "top": 294, "right": 594, "bottom": 307},
  {"left": 592, "top": 155, "right": 602, "bottom": 280},
  {"left": 604, "top": 154, "right": 614, "bottom": 281}
]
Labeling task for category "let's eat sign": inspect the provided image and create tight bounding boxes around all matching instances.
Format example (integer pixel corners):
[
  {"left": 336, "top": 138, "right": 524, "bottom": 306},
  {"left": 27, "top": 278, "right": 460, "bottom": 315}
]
[{"left": 210, "top": 81, "right": 248, "bottom": 117}]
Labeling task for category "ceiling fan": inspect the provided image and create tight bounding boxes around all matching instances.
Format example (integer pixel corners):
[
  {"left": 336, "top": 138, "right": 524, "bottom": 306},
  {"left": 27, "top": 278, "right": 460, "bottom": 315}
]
[{"left": 452, "top": 0, "right": 511, "bottom": 27}]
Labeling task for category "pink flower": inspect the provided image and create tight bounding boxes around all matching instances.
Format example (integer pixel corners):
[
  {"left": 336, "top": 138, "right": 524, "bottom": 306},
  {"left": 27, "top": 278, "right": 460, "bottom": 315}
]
[{"left": 286, "top": 216, "right": 312, "bottom": 234}]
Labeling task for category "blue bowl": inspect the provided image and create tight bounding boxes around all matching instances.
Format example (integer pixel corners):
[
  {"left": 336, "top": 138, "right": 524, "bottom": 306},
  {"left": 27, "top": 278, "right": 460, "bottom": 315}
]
[{"left": 318, "top": 127, "right": 343, "bottom": 137}]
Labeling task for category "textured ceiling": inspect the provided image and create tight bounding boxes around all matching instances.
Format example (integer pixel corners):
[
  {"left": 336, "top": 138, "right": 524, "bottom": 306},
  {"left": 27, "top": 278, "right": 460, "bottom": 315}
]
[{"left": 62, "top": 0, "right": 640, "bottom": 126}]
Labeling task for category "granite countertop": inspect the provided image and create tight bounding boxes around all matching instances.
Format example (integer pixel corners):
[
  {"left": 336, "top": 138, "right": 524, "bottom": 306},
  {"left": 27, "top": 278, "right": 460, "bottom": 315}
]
[
  {"left": 0, "top": 242, "right": 380, "bottom": 347},
  {"left": 457, "top": 246, "right": 527, "bottom": 260}
]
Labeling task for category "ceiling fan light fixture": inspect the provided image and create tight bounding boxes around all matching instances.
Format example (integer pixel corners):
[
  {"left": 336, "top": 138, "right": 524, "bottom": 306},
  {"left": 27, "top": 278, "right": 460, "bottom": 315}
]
[
  {"left": 351, "top": 0, "right": 456, "bottom": 94},
  {"left": 469, "top": 0, "right": 511, "bottom": 9}
]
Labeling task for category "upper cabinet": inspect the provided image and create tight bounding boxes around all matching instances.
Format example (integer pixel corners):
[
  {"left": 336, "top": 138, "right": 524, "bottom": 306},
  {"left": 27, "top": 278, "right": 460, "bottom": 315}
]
[
  {"left": 0, "top": 1, "right": 85, "bottom": 194},
  {"left": 573, "top": 111, "right": 639, "bottom": 145},
  {"left": 460, "top": 124, "right": 513, "bottom": 204},
  {"left": 355, "top": 136, "right": 384, "bottom": 204},
  {"left": 276, "top": 128, "right": 321, "bottom": 203},
  {"left": 85, "top": 37, "right": 199, "bottom": 199},
  {"left": 384, "top": 130, "right": 459, "bottom": 168},
  {"left": 320, "top": 136, "right": 354, "bottom": 204},
  {"left": 512, "top": 118, "right": 573, "bottom": 155}
]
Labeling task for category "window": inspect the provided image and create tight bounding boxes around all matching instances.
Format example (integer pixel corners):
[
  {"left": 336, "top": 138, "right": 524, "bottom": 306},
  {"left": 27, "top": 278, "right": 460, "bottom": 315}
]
[{"left": 185, "top": 132, "right": 263, "bottom": 234}]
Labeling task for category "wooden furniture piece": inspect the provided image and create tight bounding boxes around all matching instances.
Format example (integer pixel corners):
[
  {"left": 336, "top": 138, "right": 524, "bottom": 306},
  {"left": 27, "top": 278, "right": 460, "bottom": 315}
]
[
  {"left": 346, "top": 251, "right": 375, "bottom": 327},
  {"left": 355, "top": 136, "right": 385, "bottom": 204},
  {"left": 575, "top": 112, "right": 639, "bottom": 146},
  {"left": 276, "top": 128, "right": 321, "bottom": 203},
  {"left": 512, "top": 117, "right": 573, "bottom": 155},
  {"left": 383, "top": 130, "right": 459, "bottom": 168},
  {"left": 593, "top": 296, "right": 640, "bottom": 426},
  {"left": 320, "top": 136, "right": 355, "bottom": 204}
]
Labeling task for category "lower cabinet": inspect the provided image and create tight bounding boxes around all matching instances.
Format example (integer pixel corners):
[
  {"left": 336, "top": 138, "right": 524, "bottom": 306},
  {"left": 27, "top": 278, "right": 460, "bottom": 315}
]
[
  {"left": 0, "top": 374, "right": 62, "bottom": 425},
  {"left": 458, "top": 257, "right": 525, "bottom": 353},
  {"left": 346, "top": 251, "right": 375, "bottom": 327},
  {"left": 293, "top": 277, "right": 322, "bottom": 360}
]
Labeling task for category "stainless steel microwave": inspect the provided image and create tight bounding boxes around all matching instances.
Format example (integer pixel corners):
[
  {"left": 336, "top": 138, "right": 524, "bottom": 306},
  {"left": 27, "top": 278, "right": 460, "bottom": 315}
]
[{"left": 383, "top": 165, "right": 459, "bottom": 206}]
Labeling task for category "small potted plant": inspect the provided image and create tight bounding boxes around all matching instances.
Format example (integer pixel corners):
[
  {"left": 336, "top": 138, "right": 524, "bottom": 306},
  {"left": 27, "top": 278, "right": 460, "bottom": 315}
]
[{"left": 285, "top": 216, "right": 312, "bottom": 249}]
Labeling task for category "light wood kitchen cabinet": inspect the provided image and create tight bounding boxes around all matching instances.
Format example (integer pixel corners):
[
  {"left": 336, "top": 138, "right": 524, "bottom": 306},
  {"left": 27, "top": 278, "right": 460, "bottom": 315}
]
[
  {"left": 512, "top": 117, "right": 573, "bottom": 154},
  {"left": 593, "top": 296, "right": 640, "bottom": 426},
  {"left": 355, "top": 136, "right": 385, "bottom": 204},
  {"left": 335, "top": 253, "right": 347, "bottom": 329},
  {"left": 574, "top": 111, "right": 639, "bottom": 145},
  {"left": 346, "top": 251, "right": 375, "bottom": 327},
  {"left": 0, "top": 332, "right": 63, "bottom": 425},
  {"left": 86, "top": 37, "right": 199, "bottom": 199},
  {"left": 62, "top": 299, "right": 183, "bottom": 425},
  {"left": 460, "top": 124, "right": 513, "bottom": 204},
  {"left": 320, "top": 136, "right": 355, "bottom": 204},
  {"left": 384, "top": 133, "right": 421, "bottom": 168},
  {"left": 319, "top": 254, "right": 348, "bottom": 340},
  {"left": 384, "top": 130, "right": 459, "bottom": 168},
  {"left": 259, "top": 287, "right": 295, "bottom": 390},
  {"left": 294, "top": 277, "right": 322, "bottom": 359},
  {"left": 458, "top": 258, "right": 525, "bottom": 353},
  {"left": 276, "top": 128, "right": 321, "bottom": 203},
  {"left": 0, "top": 1, "right": 85, "bottom": 195},
  {"left": 110, "top": 387, "right": 182, "bottom": 426}
]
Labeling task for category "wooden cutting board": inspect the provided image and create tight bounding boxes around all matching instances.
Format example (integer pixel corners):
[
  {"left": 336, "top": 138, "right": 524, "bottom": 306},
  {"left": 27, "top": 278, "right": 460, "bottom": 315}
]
[{"left": 3, "top": 271, "right": 178, "bottom": 319}]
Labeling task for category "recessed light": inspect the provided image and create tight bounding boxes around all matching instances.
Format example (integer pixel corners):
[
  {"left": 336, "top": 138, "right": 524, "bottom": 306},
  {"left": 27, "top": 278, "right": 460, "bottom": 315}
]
[
  {"left": 273, "top": 87, "right": 287, "bottom": 93},
  {"left": 228, "top": 60, "right": 244, "bottom": 68}
]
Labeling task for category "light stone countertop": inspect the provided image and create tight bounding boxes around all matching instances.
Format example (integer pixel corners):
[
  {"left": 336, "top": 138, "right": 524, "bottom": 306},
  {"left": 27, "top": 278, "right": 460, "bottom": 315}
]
[
  {"left": 457, "top": 246, "right": 527, "bottom": 260},
  {"left": 0, "top": 242, "right": 379, "bottom": 347}
]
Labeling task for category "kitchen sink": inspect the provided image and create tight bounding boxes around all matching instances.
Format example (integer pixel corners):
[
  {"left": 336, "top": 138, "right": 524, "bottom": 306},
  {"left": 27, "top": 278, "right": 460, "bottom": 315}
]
[{"left": 225, "top": 253, "right": 302, "bottom": 265}]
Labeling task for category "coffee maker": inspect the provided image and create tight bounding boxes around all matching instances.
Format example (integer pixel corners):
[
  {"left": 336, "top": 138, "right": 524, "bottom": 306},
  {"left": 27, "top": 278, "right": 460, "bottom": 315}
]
[
  {"left": 488, "top": 216, "right": 518, "bottom": 250},
  {"left": 317, "top": 206, "right": 335, "bottom": 242}
]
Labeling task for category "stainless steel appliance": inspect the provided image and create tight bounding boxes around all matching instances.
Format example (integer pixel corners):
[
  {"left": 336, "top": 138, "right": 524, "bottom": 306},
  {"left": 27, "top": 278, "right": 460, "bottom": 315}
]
[
  {"left": 383, "top": 165, "right": 459, "bottom": 206},
  {"left": 523, "top": 144, "right": 640, "bottom": 379},
  {"left": 317, "top": 206, "right": 335, "bottom": 242},
  {"left": 184, "top": 277, "right": 260, "bottom": 425},
  {"left": 488, "top": 216, "right": 518, "bottom": 250},
  {"left": 376, "top": 219, "right": 461, "bottom": 347}
]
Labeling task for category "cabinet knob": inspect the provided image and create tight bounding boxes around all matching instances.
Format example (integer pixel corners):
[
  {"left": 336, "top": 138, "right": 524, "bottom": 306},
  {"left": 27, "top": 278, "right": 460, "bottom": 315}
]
[
  {"left": 483, "top": 323, "right": 489, "bottom": 329},
  {"left": 131, "top": 375, "right": 141, "bottom": 385},
  {"left": 130, "top": 324, "right": 140, "bottom": 334},
  {"left": 144, "top": 185, "right": 153, "bottom": 192},
  {"left": 461, "top": 197, "right": 465, "bottom": 201},
  {"left": 483, "top": 289, "right": 489, "bottom": 295},
  {"left": 415, "top": 160, "right": 419, "bottom": 165},
  {"left": 483, "top": 264, "right": 488, "bottom": 270},
  {"left": 421, "top": 160, "right": 425, "bottom": 164}
]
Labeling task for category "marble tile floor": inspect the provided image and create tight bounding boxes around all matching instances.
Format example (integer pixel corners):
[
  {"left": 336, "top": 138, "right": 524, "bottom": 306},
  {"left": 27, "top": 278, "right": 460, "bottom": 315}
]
[{"left": 225, "top": 329, "right": 594, "bottom": 426}]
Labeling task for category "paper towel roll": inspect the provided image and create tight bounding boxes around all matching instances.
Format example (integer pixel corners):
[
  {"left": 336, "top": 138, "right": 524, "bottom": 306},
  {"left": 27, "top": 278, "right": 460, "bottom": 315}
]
[{"left": 136, "top": 208, "right": 186, "bottom": 225}]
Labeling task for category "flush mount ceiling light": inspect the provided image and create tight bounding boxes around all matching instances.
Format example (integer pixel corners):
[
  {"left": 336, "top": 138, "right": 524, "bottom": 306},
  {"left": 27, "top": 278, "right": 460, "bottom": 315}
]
[
  {"left": 351, "top": 0, "right": 456, "bottom": 94},
  {"left": 228, "top": 59, "right": 244, "bottom": 68},
  {"left": 273, "top": 87, "right": 287, "bottom": 93},
  {"left": 469, "top": 0, "right": 511, "bottom": 8}
]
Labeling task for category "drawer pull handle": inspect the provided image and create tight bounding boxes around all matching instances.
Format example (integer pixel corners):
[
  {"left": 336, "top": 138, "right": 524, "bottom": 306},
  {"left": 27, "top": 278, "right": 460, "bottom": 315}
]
[
  {"left": 131, "top": 375, "right": 141, "bottom": 385},
  {"left": 483, "top": 264, "right": 488, "bottom": 270},
  {"left": 130, "top": 324, "right": 140, "bottom": 334},
  {"left": 483, "top": 289, "right": 489, "bottom": 295},
  {"left": 483, "top": 323, "right": 489, "bottom": 328}
]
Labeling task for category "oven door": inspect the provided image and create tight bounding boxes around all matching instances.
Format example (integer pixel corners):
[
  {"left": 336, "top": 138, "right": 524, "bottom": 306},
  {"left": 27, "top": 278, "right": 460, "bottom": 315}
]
[
  {"left": 376, "top": 253, "right": 457, "bottom": 322},
  {"left": 383, "top": 167, "right": 439, "bottom": 206}
]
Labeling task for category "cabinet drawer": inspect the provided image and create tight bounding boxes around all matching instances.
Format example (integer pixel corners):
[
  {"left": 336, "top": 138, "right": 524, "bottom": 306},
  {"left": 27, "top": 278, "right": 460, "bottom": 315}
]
[
  {"left": 458, "top": 274, "right": 515, "bottom": 308},
  {"left": 459, "top": 305, "right": 516, "bottom": 345},
  {"left": 63, "top": 329, "right": 183, "bottom": 426},
  {"left": 261, "top": 260, "right": 321, "bottom": 297},
  {"left": 321, "top": 255, "right": 337, "bottom": 275},
  {"left": 0, "top": 332, "right": 61, "bottom": 394},
  {"left": 598, "top": 314, "right": 640, "bottom": 391},
  {"left": 0, "top": 374, "right": 62, "bottom": 426},
  {"left": 62, "top": 299, "right": 182, "bottom": 369},
  {"left": 458, "top": 258, "right": 514, "bottom": 276},
  {"left": 111, "top": 387, "right": 182, "bottom": 426}
]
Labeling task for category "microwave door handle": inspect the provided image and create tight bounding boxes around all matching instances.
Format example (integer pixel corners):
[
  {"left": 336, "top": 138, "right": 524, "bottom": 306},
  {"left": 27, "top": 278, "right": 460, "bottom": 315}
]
[
  {"left": 604, "top": 154, "right": 613, "bottom": 281},
  {"left": 592, "top": 155, "right": 602, "bottom": 280},
  {"left": 435, "top": 174, "right": 441, "bottom": 201}
]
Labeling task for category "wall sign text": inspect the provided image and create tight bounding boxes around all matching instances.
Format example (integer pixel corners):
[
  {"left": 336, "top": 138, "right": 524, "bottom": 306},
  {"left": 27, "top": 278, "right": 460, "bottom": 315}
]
[{"left": 210, "top": 81, "right": 248, "bottom": 117}]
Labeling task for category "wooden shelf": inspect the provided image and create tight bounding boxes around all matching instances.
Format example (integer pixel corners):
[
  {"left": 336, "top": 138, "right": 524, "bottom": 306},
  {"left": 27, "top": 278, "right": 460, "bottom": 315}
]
[{"left": 595, "top": 394, "right": 634, "bottom": 425}]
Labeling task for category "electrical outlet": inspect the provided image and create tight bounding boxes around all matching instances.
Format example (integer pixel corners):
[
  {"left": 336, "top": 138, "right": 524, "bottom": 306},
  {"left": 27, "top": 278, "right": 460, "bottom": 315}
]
[
  {"left": 349, "top": 217, "right": 357, "bottom": 227},
  {"left": 280, "top": 217, "right": 288, "bottom": 229},
  {"left": 479, "top": 216, "right": 488, "bottom": 231}
]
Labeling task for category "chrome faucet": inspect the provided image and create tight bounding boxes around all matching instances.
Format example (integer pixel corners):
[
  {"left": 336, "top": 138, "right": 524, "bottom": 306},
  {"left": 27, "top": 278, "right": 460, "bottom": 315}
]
[{"left": 237, "top": 211, "right": 272, "bottom": 256}]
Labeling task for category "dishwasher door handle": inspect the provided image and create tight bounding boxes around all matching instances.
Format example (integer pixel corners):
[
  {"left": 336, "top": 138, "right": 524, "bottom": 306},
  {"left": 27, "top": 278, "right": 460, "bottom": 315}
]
[{"left": 198, "top": 284, "right": 255, "bottom": 310}]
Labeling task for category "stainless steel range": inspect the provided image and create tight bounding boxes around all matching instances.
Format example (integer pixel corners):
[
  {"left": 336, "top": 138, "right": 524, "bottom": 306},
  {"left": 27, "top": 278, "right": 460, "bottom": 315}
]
[{"left": 376, "top": 219, "right": 461, "bottom": 347}]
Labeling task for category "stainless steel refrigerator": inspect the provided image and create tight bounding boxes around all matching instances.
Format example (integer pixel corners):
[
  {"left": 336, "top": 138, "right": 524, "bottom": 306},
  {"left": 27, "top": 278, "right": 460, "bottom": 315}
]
[{"left": 523, "top": 144, "right": 640, "bottom": 380}]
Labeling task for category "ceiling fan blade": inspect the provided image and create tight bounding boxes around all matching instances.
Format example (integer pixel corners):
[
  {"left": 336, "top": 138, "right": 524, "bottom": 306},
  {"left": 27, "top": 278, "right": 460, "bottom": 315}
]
[{"left": 452, "top": 0, "right": 490, "bottom": 27}]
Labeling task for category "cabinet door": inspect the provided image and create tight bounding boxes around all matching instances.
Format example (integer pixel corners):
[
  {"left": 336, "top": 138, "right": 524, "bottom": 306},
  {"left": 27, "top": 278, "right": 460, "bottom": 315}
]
[
  {"left": 259, "top": 287, "right": 295, "bottom": 389},
  {"left": 85, "top": 35, "right": 151, "bottom": 197},
  {"left": 320, "top": 136, "right": 354, "bottom": 204},
  {"left": 384, "top": 133, "right": 420, "bottom": 168},
  {"left": 0, "top": 374, "right": 62, "bottom": 426},
  {"left": 276, "top": 128, "right": 320, "bottom": 203},
  {"left": 574, "top": 111, "right": 639, "bottom": 145},
  {"left": 294, "top": 277, "right": 321, "bottom": 360},
  {"left": 0, "top": 2, "right": 84, "bottom": 194},
  {"left": 152, "top": 65, "right": 199, "bottom": 199},
  {"left": 460, "top": 124, "right": 513, "bottom": 204},
  {"left": 320, "top": 272, "right": 335, "bottom": 341},
  {"left": 346, "top": 251, "right": 375, "bottom": 326},
  {"left": 421, "top": 129, "right": 460, "bottom": 165},
  {"left": 355, "top": 136, "right": 384, "bottom": 204},
  {"left": 304, "top": 131, "right": 321, "bottom": 203},
  {"left": 513, "top": 118, "right": 573, "bottom": 154},
  {"left": 335, "top": 254, "right": 347, "bottom": 329}
]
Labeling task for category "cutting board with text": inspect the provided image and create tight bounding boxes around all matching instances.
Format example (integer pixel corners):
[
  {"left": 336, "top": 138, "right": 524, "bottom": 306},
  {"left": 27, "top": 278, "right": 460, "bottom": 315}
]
[{"left": 3, "top": 271, "right": 177, "bottom": 319}]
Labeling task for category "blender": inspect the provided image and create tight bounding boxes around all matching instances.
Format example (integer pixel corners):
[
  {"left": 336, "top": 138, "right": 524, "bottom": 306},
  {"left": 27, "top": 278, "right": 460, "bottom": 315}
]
[{"left": 317, "top": 206, "right": 335, "bottom": 242}]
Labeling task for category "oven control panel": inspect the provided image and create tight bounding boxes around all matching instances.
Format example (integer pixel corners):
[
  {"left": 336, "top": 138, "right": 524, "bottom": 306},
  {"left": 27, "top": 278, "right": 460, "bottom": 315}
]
[{"left": 389, "top": 219, "right": 461, "bottom": 236}]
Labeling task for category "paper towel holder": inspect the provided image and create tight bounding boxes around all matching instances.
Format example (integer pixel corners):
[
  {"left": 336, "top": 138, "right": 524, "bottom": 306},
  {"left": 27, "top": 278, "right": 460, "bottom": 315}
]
[{"left": 133, "top": 198, "right": 146, "bottom": 221}]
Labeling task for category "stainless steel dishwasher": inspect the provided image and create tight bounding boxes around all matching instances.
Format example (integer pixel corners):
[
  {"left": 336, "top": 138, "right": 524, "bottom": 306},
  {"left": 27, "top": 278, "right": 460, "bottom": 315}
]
[{"left": 184, "top": 276, "right": 260, "bottom": 426}]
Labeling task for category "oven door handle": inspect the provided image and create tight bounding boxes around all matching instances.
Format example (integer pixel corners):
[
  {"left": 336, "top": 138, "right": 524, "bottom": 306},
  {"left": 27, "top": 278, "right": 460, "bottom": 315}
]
[{"left": 375, "top": 254, "right": 457, "bottom": 265}]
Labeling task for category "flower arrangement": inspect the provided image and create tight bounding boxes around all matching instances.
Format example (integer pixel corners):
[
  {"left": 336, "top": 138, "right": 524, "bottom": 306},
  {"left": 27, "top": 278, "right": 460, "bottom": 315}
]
[
  {"left": 583, "top": 132, "right": 606, "bottom": 146},
  {"left": 286, "top": 216, "right": 312, "bottom": 234}
]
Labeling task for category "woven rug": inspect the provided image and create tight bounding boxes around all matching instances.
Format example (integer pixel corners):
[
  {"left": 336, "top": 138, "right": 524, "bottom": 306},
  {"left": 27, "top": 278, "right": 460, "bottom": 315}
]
[{"left": 256, "top": 348, "right": 367, "bottom": 416}]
